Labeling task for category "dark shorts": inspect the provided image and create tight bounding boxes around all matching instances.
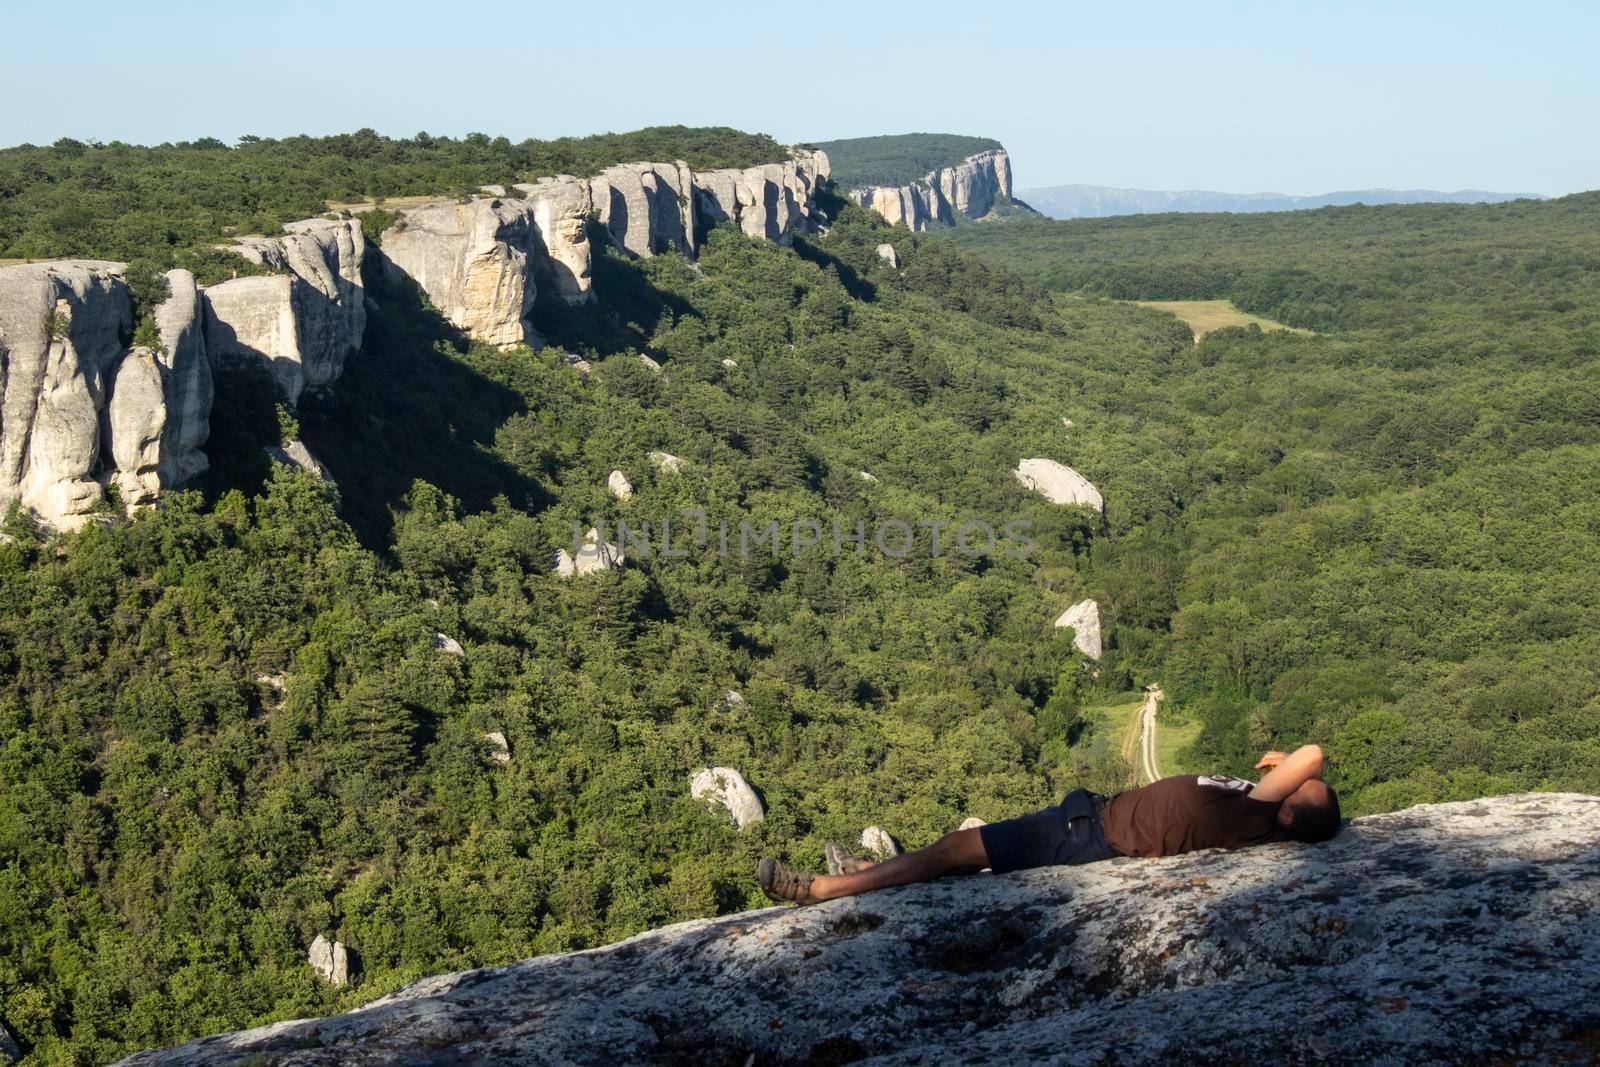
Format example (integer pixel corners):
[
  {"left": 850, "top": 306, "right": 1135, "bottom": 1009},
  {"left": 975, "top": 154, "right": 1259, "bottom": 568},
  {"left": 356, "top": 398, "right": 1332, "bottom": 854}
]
[{"left": 978, "top": 788, "right": 1118, "bottom": 874}]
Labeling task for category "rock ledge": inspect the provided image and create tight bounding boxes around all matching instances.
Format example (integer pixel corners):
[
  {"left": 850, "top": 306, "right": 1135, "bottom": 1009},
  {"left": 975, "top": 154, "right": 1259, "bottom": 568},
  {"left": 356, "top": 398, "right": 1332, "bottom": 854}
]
[{"left": 116, "top": 793, "right": 1600, "bottom": 1065}]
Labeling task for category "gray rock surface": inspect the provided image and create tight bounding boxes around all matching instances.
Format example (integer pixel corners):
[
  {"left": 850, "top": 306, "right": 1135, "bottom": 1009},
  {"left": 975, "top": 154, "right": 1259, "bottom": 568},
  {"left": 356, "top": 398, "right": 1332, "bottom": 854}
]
[
  {"left": 307, "top": 935, "right": 350, "bottom": 989},
  {"left": 607, "top": 469, "right": 633, "bottom": 501},
  {"left": 380, "top": 198, "right": 539, "bottom": 349},
  {"left": 106, "top": 268, "right": 212, "bottom": 507},
  {"left": 693, "top": 151, "right": 830, "bottom": 247},
  {"left": 553, "top": 527, "right": 624, "bottom": 578},
  {"left": 117, "top": 793, "right": 1600, "bottom": 1066},
  {"left": 264, "top": 438, "right": 332, "bottom": 481},
  {"left": 432, "top": 632, "right": 465, "bottom": 657},
  {"left": 851, "top": 148, "right": 1013, "bottom": 232},
  {"left": 1016, "top": 457, "right": 1104, "bottom": 511},
  {"left": 206, "top": 219, "right": 366, "bottom": 406},
  {"left": 513, "top": 177, "right": 595, "bottom": 302},
  {"left": 689, "top": 766, "right": 764, "bottom": 829},
  {"left": 1054, "top": 598, "right": 1102, "bottom": 660},
  {"left": 590, "top": 162, "right": 695, "bottom": 259},
  {"left": 875, "top": 242, "right": 900, "bottom": 268},
  {"left": 482, "top": 731, "right": 510, "bottom": 765},
  {"left": 0, "top": 260, "right": 130, "bottom": 528}
]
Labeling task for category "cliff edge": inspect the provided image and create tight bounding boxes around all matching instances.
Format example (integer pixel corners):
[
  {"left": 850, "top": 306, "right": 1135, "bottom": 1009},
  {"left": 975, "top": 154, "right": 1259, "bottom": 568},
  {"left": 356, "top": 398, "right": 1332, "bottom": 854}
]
[{"left": 117, "top": 793, "right": 1600, "bottom": 1065}]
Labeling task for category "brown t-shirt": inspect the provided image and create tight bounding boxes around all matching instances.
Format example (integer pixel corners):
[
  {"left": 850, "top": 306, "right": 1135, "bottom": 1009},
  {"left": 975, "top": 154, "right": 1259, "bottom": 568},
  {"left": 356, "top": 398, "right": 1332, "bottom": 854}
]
[{"left": 1101, "top": 774, "right": 1289, "bottom": 858}]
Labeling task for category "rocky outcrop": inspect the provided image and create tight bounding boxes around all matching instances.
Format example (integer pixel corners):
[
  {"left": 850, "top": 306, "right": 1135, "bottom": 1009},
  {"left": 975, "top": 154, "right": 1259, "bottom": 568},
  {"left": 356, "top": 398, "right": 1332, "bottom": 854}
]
[
  {"left": 482, "top": 731, "right": 510, "bottom": 765},
  {"left": 307, "top": 935, "right": 350, "bottom": 988},
  {"left": 647, "top": 450, "right": 684, "bottom": 474},
  {"left": 512, "top": 177, "right": 594, "bottom": 302},
  {"left": 379, "top": 198, "right": 540, "bottom": 349},
  {"left": 875, "top": 242, "right": 899, "bottom": 267},
  {"left": 606, "top": 469, "right": 632, "bottom": 500},
  {"left": 0, "top": 261, "right": 130, "bottom": 527},
  {"left": 554, "top": 527, "right": 624, "bottom": 578},
  {"left": 589, "top": 162, "right": 695, "bottom": 259},
  {"left": 859, "top": 825, "right": 900, "bottom": 857},
  {"left": 106, "top": 268, "right": 212, "bottom": 506},
  {"left": 851, "top": 148, "right": 1013, "bottom": 232},
  {"left": 205, "top": 218, "right": 366, "bottom": 406},
  {"left": 1054, "top": 597, "right": 1102, "bottom": 659},
  {"left": 689, "top": 766, "right": 764, "bottom": 829},
  {"left": 692, "top": 150, "right": 830, "bottom": 247},
  {"left": 264, "top": 438, "right": 331, "bottom": 481},
  {"left": 118, "top": 793, "right": 1600, "bottom": 1066},
  {"left": 1015, "top": 457, "right": 1104, "bottom": 511},
  {"left": 380, "top": 150, "right": 827, "bottom": 346},
  {"left": 431, "top": 632, "right": 465, "bottom": 657}
]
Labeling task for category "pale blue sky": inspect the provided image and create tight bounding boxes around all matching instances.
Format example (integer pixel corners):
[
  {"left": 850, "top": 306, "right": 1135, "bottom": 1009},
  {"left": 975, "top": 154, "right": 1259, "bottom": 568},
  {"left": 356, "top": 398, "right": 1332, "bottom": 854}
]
[{"left": 3, "top": 0, "right": 1594, "bottom": 196}]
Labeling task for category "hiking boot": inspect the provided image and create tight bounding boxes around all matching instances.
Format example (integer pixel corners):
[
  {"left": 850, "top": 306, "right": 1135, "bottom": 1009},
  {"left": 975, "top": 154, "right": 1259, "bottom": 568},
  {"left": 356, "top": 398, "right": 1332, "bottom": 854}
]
[
  {"left": 758, "top": 858, "right": 820, "bottom": 905},
  {"left": 825, "top": 841, "right": 870, "bottom": 876}
]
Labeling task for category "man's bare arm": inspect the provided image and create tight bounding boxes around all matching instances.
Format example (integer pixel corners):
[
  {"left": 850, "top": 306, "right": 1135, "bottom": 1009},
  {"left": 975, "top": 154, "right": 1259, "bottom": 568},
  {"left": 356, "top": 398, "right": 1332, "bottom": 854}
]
[{"left": 1250, "top": 744, "right": 1324, "bottom": 803}]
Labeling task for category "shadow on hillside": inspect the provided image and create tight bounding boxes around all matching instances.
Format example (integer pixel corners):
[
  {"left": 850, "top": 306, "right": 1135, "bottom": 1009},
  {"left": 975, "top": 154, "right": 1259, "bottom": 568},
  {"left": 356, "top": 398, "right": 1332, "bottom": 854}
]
[
  {"left": 790, "top": 236, "right": 876, "bottom": 303},
  {"left": 532, "top": 224, "right": 700, "bottom": 357},
  {"left": 293, "top": 262, "right": 553, "bottom": 549}
]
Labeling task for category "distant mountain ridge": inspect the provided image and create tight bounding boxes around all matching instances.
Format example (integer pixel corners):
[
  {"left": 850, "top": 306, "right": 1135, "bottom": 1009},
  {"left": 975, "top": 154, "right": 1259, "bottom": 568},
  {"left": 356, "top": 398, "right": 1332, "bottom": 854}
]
[{"left": 1019, "top": 183, "right": 1546, "bottom": 219}]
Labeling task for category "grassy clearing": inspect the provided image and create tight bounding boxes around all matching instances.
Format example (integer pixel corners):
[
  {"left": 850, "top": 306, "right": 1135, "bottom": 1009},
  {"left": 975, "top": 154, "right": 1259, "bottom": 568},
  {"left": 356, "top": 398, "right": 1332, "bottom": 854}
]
[
  {"left": 1153, "top": 709, "right": 1202, "bottom": 776},
  {"left": 1133, "top": 298, "right": 1311, "bottom": 342},
  {"left": 325, "top": 194, "right": 450, "bottom": 214}
]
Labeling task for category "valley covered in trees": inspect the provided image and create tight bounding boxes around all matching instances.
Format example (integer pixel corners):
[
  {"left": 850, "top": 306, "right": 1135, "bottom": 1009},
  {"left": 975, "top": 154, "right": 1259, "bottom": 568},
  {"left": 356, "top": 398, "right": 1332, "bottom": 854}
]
[{"left": 1, "top": 131, "right": 1597, "bottom": 1061}]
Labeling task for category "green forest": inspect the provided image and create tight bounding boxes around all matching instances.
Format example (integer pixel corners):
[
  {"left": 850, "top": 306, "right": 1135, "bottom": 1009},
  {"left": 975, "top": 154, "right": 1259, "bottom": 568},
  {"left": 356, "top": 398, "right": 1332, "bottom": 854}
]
[
  {"left": 2, "top": 129, "right": 1598, "bottom": 1062},
  {"left": 813, "top": 133, "right": 1004, "bottom": 189},
  {"left": 0, "top": 126, "right": 786, "bottom": 265}
]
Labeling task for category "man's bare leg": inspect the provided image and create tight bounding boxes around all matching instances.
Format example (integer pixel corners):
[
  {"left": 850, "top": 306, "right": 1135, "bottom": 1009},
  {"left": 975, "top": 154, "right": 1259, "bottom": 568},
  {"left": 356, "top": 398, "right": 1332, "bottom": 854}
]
[{"left": 810, "top": 828, "right": 989, "bottom": 901}]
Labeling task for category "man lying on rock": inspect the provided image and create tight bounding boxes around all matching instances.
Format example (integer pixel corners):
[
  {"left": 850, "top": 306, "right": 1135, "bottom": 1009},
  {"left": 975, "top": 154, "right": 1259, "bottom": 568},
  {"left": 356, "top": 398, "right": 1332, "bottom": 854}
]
[{"left": 758, "top": 745, "right": 1339, "bottom": 905}]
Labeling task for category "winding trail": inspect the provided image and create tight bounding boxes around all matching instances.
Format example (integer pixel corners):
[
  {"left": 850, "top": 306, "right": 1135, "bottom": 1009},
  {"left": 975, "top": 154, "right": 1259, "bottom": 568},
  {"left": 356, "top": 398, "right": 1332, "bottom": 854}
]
[{"left": 1139, "top": 684, "right": 1164, "bottom": 784}]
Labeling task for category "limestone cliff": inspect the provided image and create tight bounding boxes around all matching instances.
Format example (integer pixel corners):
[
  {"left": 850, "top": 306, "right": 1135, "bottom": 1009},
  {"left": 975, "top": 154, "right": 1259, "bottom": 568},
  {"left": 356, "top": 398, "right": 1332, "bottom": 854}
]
[
  {"left": 0, "top": 261, "right": 215, "bottom": 527},
  {"left": 851, "top": 148, "right": 1014, "bottom": 231},
  {"left": 0, "top": 261, "right": 131, "bottom": 527},
  {"left": 116, "top": 793, "right": 1600, "bottom": 1065},
  {"left": 106, "top": 268, "right": 213, "bottom": 505},
  {"left": 382, "top": 149, "right": 830, "bottom": 345},
  {"left": 203, "top": 218, "right": 366, "bottom": 405}
]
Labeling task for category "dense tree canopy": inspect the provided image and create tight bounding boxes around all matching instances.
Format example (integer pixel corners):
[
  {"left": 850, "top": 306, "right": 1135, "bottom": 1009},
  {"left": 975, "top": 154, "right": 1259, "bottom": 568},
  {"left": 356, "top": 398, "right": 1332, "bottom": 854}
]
[
  {"left": 1, "top": 131, "right": 1597, "bottom": 1063},
  {"left": 813, "top": 133, "right": 1004, "bottom": 189}
]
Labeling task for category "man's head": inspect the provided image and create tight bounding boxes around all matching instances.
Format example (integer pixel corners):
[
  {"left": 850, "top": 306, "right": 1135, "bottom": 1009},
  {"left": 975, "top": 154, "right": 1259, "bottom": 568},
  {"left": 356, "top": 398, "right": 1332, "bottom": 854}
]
[{"left": 1276, "top": 779, "right": 1341, "bottom": 843}]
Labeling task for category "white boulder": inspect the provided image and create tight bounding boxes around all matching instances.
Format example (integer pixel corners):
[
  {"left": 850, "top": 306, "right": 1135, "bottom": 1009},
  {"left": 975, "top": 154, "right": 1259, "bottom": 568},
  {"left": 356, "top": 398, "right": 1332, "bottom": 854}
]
[
  {"left": 860, "top": 826, "right": 901, "bottom": 858},
  {"left": 648, "top": 451, "right": 684, "bottom": 474},
  {"left": 308, "top": 934, "right": 351, "bottom": 988},
  {"left": 554, "top": 527, "right": 625, "bottom": 578},
  {"left": 876, "top": 243, "right": 900, "bottom": 268},
  {"left": 483, "top": 730, "right": 511, "bottom": 764},
  {"left": 607, "top": 469, "right": 633, "bottom": 500},
  {"left": 1054, "top": 598, "right": 1103, "bottom": 660},
  {"left": 1015, "top": 457, "right": 1103, "bottom": 511},
  {"left": 432, "top": 632, "right": 465, "bottom": 657},
  {"left": 689, "top": 767, "right": 764, "bottom": 829}
]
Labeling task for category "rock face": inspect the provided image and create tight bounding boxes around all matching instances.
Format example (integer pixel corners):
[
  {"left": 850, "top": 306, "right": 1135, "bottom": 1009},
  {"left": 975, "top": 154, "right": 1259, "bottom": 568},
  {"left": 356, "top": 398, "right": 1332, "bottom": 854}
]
[
  {"left": 307, "top": 935, "right": 350, "bottom": 989},
  {"left": 431, "top": 632, "right": 465, "bottom": 658},
  {"left": 692, "top": 151, "right": 831, "bottom": 247},
  {"left": 589, "top": 162, "right": 695, "bottom": 259},
  {"left": 553, "top": 527, "right": 624, "bottom": 578},
  {"left": 512, "top": 177, "right": 594, "bottom": 302},
  {"left": 875, "top": 242, "right": 900, "bottom": 268},
  {"left": 689, "top": 766, "right": 764, "bottom": 829},
  {"left": 205, "top": 219, "right": 366, "bottom": 406},
  {"left": 379, "top": 150, "right": 826, "bottom": 346},
  {"left": 482, "top": 731, "right": 510, "bottom": 764},
  {"left": 0, "top": 261, "right": 129, "bottom": 527},
  {"left": 1015, "top": 457, "right": 1104, "bottom": 511},
  {"left": 117, "top": 794, "right": 1600, "bottom": 1066},
  {"left": 859, "top": 826, "right": 900, "bottom": 857},
  {"left": 380, "top": 198, "right": 540, "bottom": 349},
  {"left": 606, "top": 469, "right": 633, "bottom": 501},
  {"left": 850, "top": 148, "right": 1013, "bottom": 232},
  {"left": 1054, "top": 597, "right": 1102, "bottom": 659}
]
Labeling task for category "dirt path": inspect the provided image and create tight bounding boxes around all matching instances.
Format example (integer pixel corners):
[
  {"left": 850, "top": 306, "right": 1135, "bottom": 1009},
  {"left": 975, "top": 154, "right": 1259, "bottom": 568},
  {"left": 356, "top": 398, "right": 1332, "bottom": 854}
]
[{"left": 1139, "top": 684, "right": 1164, "bottom": 784}]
